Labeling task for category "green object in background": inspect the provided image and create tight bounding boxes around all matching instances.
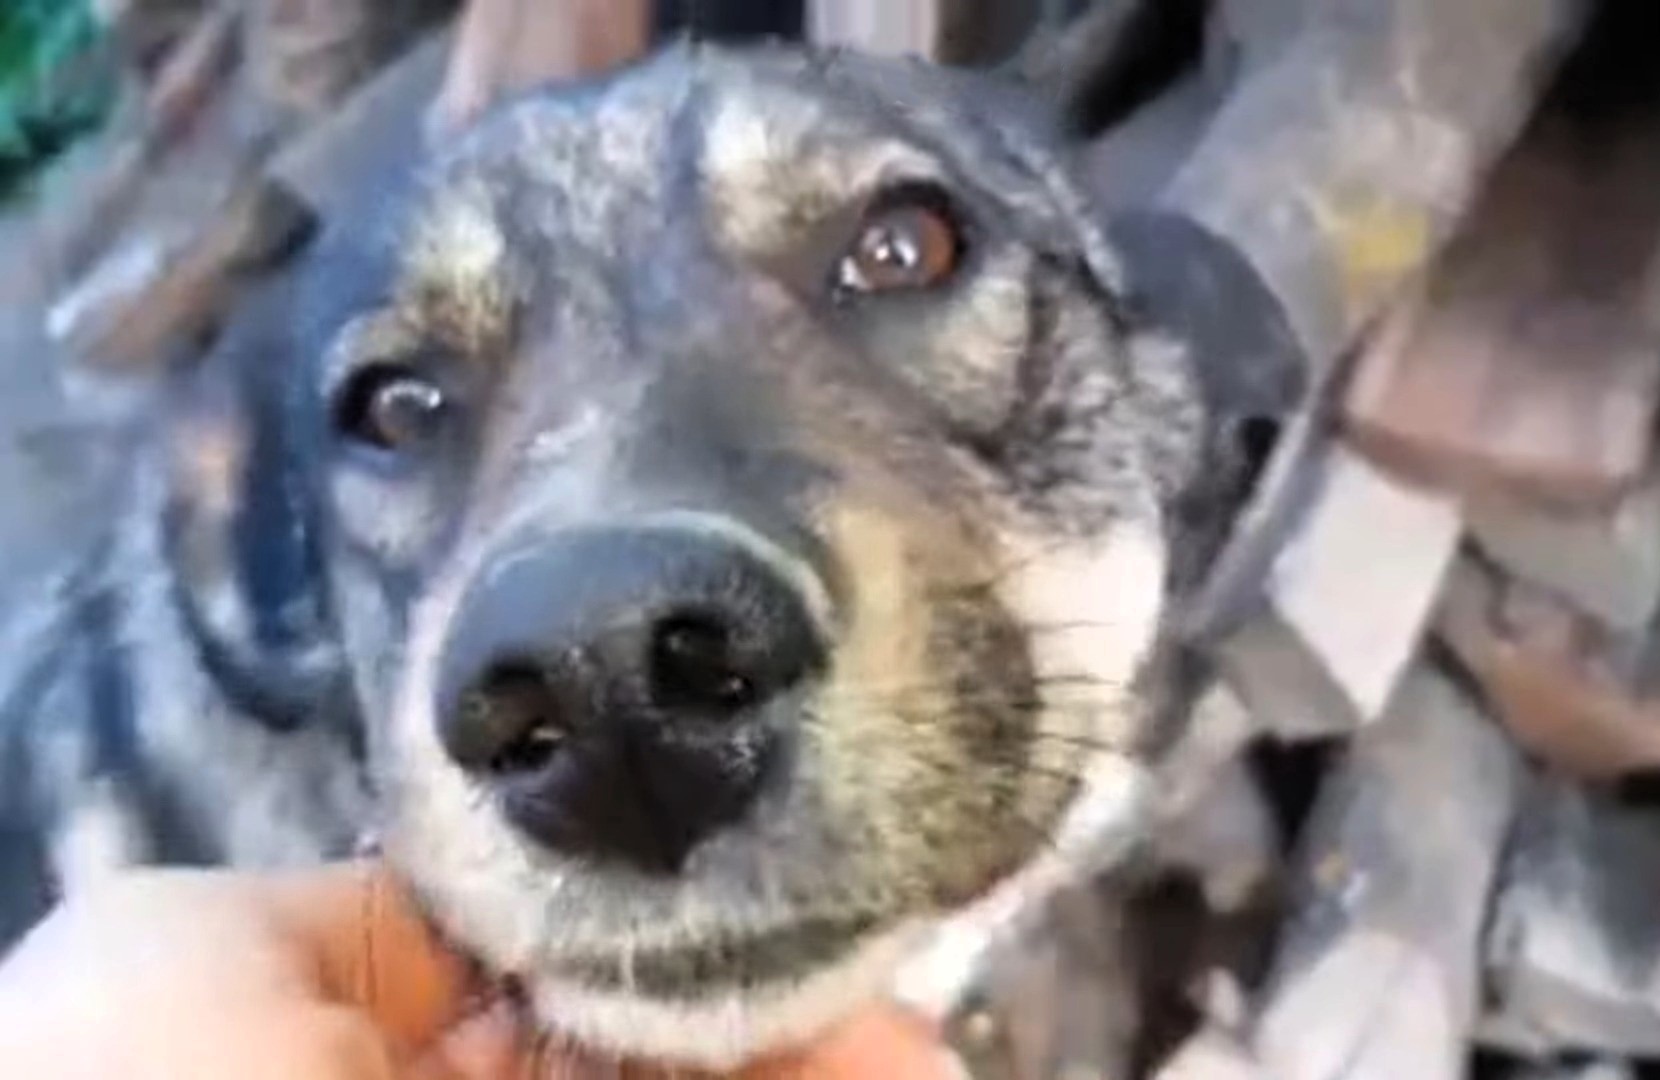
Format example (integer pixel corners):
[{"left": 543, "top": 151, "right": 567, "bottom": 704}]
[{"left": 0, "top": 0, "right": 115, "bottom": 203}]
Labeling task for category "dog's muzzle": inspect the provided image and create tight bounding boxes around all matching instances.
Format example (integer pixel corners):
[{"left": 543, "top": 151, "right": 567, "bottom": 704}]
[{"left": 433, "top": 524, "right": 825, "bottom": 875}]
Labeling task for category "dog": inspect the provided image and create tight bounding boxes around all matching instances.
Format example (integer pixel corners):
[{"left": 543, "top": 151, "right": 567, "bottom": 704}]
[
  {"left": 0, "top": 271, "right": 374, "bottom": 945},
  {"left": 0, "top": 39, "right": 1268, "bottom": 1068}
]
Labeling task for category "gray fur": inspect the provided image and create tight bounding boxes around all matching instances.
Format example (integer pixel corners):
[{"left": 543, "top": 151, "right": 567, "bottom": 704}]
[{"left": 0, "top": 42, "right": 1223, "bottom": 1067}]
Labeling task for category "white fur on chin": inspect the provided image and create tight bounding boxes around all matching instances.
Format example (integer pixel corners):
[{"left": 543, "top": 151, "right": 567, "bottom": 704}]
[{"left": 523, "top": 918, "right": 932, "bottom": 1070}]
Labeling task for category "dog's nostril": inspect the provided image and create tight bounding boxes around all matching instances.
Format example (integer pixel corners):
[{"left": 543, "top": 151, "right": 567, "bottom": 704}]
[
  {"left": 490, "top": 718, "right": 565, "bottom": 775},
  {"left": 433, "top": 527, "right": 825, "bottom": 872},
  {"left": 488, "top": 713, "right": 567, "bottom": 773},
  {"left": 648, "top": 611, "right": 758, "bottom": 716},
  {"left": 490, "top": 726, "right": 563, "bottom": 774},
  {"left": 456, "top": 661, "right": 569, "bottom": 775}
]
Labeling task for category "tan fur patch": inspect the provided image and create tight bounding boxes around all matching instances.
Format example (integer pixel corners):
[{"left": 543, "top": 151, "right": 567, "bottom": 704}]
[
  {"left": 400, "top": 175, "right": 517, "bottom": 355},
  {"left": 807, "top": 499, "right": 958, "bottom": 895},
  {"left": 702, "top": 89, "right": 944, "bottom": 258}
]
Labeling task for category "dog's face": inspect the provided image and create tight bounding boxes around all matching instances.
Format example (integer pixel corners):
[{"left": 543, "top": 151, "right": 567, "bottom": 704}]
[{"left": 294, "top": 45, "right": 1203, "bottom": 1066}]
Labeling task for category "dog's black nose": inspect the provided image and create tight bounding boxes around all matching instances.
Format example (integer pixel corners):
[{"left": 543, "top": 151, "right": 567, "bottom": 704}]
[{"left": 435, "top": 526, "right": 823, "bottom": 874}]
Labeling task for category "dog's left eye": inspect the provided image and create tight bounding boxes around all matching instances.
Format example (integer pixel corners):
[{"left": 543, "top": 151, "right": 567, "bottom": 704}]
[
  {"left": 334, "top": 364, "right": 448, "bottom": 452},
  {"left": 835, "top": 191, "right": 963, "bottom": 297}
]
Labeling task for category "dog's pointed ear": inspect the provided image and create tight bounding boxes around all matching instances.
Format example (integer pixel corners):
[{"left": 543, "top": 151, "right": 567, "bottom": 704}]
[
  {"left": 1011, "top": 1, "right": 1308, "bottom": 429},
  {"left": 1003, "top": 2, "right": 1312, "bottom": 617},
  {"left": 159, "top": 280, "right": 350, "bottom": 732}
]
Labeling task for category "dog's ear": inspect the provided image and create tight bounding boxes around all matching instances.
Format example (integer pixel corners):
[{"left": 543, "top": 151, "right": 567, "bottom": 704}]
[
  {"left": 1013, "top": 1, "right": 1309, "bottom": 427},
  {"left": 159, "top": 278, "right": 350, "bottom": 732},
  {"left": 1001, "top": 5, "right": 1310, "bottom": 617}
]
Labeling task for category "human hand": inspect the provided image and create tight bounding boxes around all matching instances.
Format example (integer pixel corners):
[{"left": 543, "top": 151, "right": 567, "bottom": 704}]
[{"left": 0, "top": 862, "right": 960, "bottom": 1079}]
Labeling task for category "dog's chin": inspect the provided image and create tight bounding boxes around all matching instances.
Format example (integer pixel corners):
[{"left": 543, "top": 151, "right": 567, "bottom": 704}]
[
  {"left": 486, "top": 751, "right": 1151, "bottom": 1071},
  {"left": 518, "top": 919, "right": 934, "bottom": 1070},
  {"left": 379, "top": 514, "right": 1168, "bottom": 1068}
]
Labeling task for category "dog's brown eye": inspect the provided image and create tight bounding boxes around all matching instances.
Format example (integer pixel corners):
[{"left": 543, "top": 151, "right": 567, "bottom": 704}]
[
  {"left": 836, "top": 197, "right": 962, "bottom": 296},
  {"left": 335, "top": 365, "right": 447, "bottom": 451}
]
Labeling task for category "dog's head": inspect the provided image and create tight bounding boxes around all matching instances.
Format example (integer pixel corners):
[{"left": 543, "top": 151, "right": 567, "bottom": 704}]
[{"left": 272, "top": 44, "right": 1213, "bottom": 1066}]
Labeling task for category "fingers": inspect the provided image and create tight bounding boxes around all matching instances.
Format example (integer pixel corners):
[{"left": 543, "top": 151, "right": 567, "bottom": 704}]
[
  {"left": 8, "top": 861, "right": 961, "bottom": 1080},
  {"left": 256, "top": 861, "right": 487, "bottom": 1059},
  {"left": 741, "top": 1007, "right": 964, "bottom": 1080},
  {"left": 258, "top": 864, "right": 965, "bottom": 1078},
  {"left": 403, "top": 999, "right": 962, "bottom": 1080},
  {"left": 406, "top": 1004, "right": 531, "bottom": 1080}
]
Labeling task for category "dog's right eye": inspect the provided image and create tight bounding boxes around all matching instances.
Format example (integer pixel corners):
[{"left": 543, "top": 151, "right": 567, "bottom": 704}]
[
  {"left": 832, "top": 184, "right": 965, "bottom": 299},
  {"left": 333, "top": 364, "right": 448, "bottom": 452}
]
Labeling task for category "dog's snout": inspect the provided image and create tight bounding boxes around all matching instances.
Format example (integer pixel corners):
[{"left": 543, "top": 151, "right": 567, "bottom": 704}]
[{"left": 435, "top": 525, "right": 823, "bottom": 874}]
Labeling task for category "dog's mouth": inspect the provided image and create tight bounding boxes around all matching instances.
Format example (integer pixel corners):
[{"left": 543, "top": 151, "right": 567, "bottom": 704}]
[{"left": 545, "top": 910, "right": 887, "bottom": 999}]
